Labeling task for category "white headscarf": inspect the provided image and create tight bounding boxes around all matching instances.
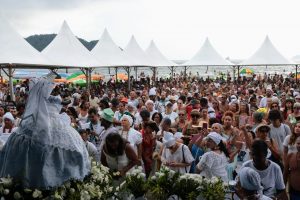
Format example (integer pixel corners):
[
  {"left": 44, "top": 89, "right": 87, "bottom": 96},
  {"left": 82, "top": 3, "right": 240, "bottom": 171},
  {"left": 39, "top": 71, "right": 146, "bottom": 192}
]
[
  {"left": 239, "top": 167, "right": 263, "bottom": 192},
  {"left": 163, "top": 132, "right": 176, "bottom": 148},
  {"left": 3, "top": 112, "right": 14, "bottom": 123},
  {"left": 145, "top": 100, "right": 154, "bottom": 107},
  {"left": 206, "top": 132, "right": 223, "bottom": 145},
  {"left": 121, "top": 114, "right": 133, "bottom": 127}
]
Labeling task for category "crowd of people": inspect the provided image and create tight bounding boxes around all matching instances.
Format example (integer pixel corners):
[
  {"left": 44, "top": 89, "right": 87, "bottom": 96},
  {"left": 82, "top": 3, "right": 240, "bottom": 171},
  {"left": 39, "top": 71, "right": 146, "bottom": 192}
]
[{"left": 0, "top": 72, "right": 300, "bottom": 199}]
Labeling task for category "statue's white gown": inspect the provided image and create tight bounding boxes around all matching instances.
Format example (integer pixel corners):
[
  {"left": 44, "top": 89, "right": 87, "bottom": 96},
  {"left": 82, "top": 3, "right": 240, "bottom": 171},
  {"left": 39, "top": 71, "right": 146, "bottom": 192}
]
[{"left": 0, "top": 73, "right": 90, "bottom": 189}]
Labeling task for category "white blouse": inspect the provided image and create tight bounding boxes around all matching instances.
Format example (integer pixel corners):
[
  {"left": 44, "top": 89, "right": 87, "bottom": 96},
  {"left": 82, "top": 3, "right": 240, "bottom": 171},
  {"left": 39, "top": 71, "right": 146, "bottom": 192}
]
[
  {"left": 197, "top": 151, "right": 228, "bottom": 182},
  {"left": 119, "top": 128, "right": 142, "bottom": 154}
]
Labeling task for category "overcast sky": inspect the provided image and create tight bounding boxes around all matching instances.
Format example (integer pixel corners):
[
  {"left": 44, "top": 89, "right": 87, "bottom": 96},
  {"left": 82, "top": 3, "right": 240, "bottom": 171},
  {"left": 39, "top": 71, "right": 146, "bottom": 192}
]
[{"left": 1, "top": 0, "right": 300, "bottom": 60}]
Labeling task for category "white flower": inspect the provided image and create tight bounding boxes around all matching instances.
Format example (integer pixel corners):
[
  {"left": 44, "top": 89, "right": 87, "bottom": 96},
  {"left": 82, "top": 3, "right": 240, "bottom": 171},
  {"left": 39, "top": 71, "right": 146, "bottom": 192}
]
[
  {"left": 1, "top": 197, "right": 5, "bottom": 200},
  {"left": 32, "top": 189, "right": 42, "bottom": 198},
  {"left": 80, "top": 190, "right": 91, "bottom": 200},
  {"left": 140, "top": 173, "right": 146, "bottom": 179},
  {"left": 211, "top": 177, "right": 219, "bottom": 184},
  {"left": 13, "top": 192, "right": 21, "bottom": 199},
  {"left": 70, "top": 188, "right": 75, "bottom": 194},
  {"left": 0, "top": 177, "right": 13, "bottom": 187},
  {"left": 115, "top": 186, "right": 120, "bottom": 192},
  {"left": 3, "top": 189, "right": 9, "bottom": 195}
]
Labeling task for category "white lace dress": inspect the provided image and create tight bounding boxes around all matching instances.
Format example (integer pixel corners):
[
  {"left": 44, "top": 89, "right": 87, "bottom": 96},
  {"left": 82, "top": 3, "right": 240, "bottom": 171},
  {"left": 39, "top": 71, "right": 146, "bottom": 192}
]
[{"left": 0, "top": 73, "right": 90, "bottom": 189}]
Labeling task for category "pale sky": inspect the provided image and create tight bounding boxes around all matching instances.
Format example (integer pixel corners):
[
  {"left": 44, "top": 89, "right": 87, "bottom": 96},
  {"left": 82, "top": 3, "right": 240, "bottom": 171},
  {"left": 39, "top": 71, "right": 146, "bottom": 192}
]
[{"left": 2, "top": 0, "right": 300, "bottom": 60}]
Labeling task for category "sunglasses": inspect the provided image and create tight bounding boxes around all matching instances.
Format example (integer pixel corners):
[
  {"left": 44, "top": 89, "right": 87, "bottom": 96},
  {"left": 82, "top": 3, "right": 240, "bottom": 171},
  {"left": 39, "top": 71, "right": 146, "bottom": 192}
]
[
  {"left": 191, "top": 114, "right": 199, "bottom": 118},
  {"left": 179, "top": 114, "right": 185, "bottom": 116}
]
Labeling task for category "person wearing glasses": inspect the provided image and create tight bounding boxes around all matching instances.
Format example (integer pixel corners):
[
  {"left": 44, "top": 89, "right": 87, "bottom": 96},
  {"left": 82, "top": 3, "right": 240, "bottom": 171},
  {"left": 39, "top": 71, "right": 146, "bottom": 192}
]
[
  {"left": 174, "top": 110, "right": 187, "bottom": 133},
  {"left": 182, "top": 109, "right": 202, "bottom": 136},
  {"left": 287, "top": 102, "right": 300, "bottom": 127}
]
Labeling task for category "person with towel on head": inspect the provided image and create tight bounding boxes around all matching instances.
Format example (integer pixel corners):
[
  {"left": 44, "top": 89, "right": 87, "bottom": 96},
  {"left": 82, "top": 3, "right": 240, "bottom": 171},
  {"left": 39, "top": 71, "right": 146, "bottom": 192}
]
[
  {"left": 119, "top": 114, "right": 142, "bottom": 164},
  {"left": 0, "top": 112, "right": 18, "bottom": 144},
  {"left": 161, "top": 132, "right": 194, "bottom": 174},
  {"left": 235, "top": 167, "right": 272, "bottom": 200}
]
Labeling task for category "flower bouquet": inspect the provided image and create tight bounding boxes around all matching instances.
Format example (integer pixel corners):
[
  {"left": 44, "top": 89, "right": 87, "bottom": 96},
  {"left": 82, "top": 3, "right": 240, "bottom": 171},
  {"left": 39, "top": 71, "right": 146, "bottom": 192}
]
[
  {"left": 174, "top": 173, "right": 203, "bottom": 200},
  {"left": 121, "top": 167, "right": 147, "bottom": 199},
  {"left": 146, "top": 167, "right": 180, "bottom": 200}
]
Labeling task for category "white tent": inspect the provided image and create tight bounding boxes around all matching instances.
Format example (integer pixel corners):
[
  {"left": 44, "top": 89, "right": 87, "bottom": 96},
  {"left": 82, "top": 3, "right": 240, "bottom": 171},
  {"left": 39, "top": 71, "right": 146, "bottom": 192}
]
[
  {"left": 145, "top": 40, "right": 176, "bottom": 67},
  {"left": 182, "top": 38, "right": 232, "bottom": 66},
  {"left": 241, "top": 36, "right": 293, "bottom": 66},
  {"left": 91, "top": 28, "right": 131, "bottom": 67},
  {"left": 292, "top": 55, "right": 300, "bottom": 64},
  {"left": 123, "top": 36, "right": 154, "bottom": 67},
  {"left": 0, "top": 15, "right": 53, "bottom": 68},
  {"left": 42, "top": 21, "right": 104, "bottom": 68}
]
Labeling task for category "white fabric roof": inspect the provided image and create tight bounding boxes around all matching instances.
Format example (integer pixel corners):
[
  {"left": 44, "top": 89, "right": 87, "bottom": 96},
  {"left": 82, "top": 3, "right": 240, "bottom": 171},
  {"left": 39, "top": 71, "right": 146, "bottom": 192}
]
[
  {"left": 91, "top": 28, "right": 131, "bottom": 67},
  {"left": 42, "top": 21, "right": 103, "bottom": 68},
  {"left": 0, "top": 16, "right": 53, "bottom": 67},
  {"left": 241, "top": 36, "right": 293, "bottom": 65},
  {"left": 145, "top": 40, "right": 177, "bottom": 67},
  {"left": 123, "top": 36, "right": 155, "bottom": 67},
  {"left": 183, "top": 38, "right": 232, "bottom": 66},
  {"left": 292, "top": 55, "right": 300, "bottom": 64}
]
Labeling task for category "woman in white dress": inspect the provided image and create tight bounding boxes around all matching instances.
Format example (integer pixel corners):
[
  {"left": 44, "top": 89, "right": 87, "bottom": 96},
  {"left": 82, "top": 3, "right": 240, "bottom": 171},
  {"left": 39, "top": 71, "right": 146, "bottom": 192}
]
[
  {"left": 0, "top": 73, "right": 90, "bottom": 189},
  {"left": 119, "top": 114, "right": 142, "bottom": 162},
  {"left": 196, "top": 132, "right": 229, "bottom": 182}
]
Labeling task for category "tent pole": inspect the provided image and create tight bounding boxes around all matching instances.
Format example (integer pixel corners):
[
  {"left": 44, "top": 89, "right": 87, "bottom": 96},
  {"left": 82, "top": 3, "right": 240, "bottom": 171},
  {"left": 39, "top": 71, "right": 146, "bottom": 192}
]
[
  {"left": 84, "top": 68, "right": 90, "bottom": 91},
  {"left": 0, "top": 69, "right": 2, "bottom": 84},
  {"left": 135, "top": 66, "right": 138, "bottom": 81},
  {"left": 169, "top": 66, "right": 174, "bottom": 79},
  {"left": 89, "top": 68, "right": 93, "bottom": 90},
  {"left": 184, "top": 66, "right": 187, "bottom": 79},
  {"left": 8, "top": 65, "right": 15, "bottom": 102},
  {"left": 296, "top": 65, "right": 298, "bottom": 83},
  {"left": 152, "top": 67, "right": 156, "bottom": 87},
  {"left": 237, "top": 65, "right": 241, "bottom": 80},
  {"left": 126, "top": 67, "right": 131, "bottom": 91},
  {"left": 108, "top": 67, "right": 111, "bottom": 75},
  {"left": 115, "top": 67, "right": 118, "bottom": 84},
  {"left": 232, "top": 66, "right": 236, "bottom": 82}
]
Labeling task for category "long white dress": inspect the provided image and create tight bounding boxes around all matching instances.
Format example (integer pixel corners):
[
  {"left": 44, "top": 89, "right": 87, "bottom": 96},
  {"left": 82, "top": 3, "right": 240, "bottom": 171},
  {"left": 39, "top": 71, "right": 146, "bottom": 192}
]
[{"left": 0, "top": 73, "right": 90, "bottom": 189}]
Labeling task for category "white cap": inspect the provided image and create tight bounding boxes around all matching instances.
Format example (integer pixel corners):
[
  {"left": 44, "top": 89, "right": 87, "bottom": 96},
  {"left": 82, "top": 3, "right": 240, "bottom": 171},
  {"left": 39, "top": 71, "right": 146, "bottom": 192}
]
[
  {"left": 163, "top": 132, "right": 176, "bottom": 148},
  {"left": 149, "top": 88, "right": 156, "bottom": 96},
  {"left": 205, "top": 132, "right": 223, "bottom": 145}
]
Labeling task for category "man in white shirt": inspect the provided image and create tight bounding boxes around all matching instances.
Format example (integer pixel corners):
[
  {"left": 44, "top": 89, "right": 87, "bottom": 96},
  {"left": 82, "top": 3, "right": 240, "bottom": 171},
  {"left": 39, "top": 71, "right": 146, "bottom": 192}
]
[{"left": 241, "top": 140, "right": 287, "bottom": 199}]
